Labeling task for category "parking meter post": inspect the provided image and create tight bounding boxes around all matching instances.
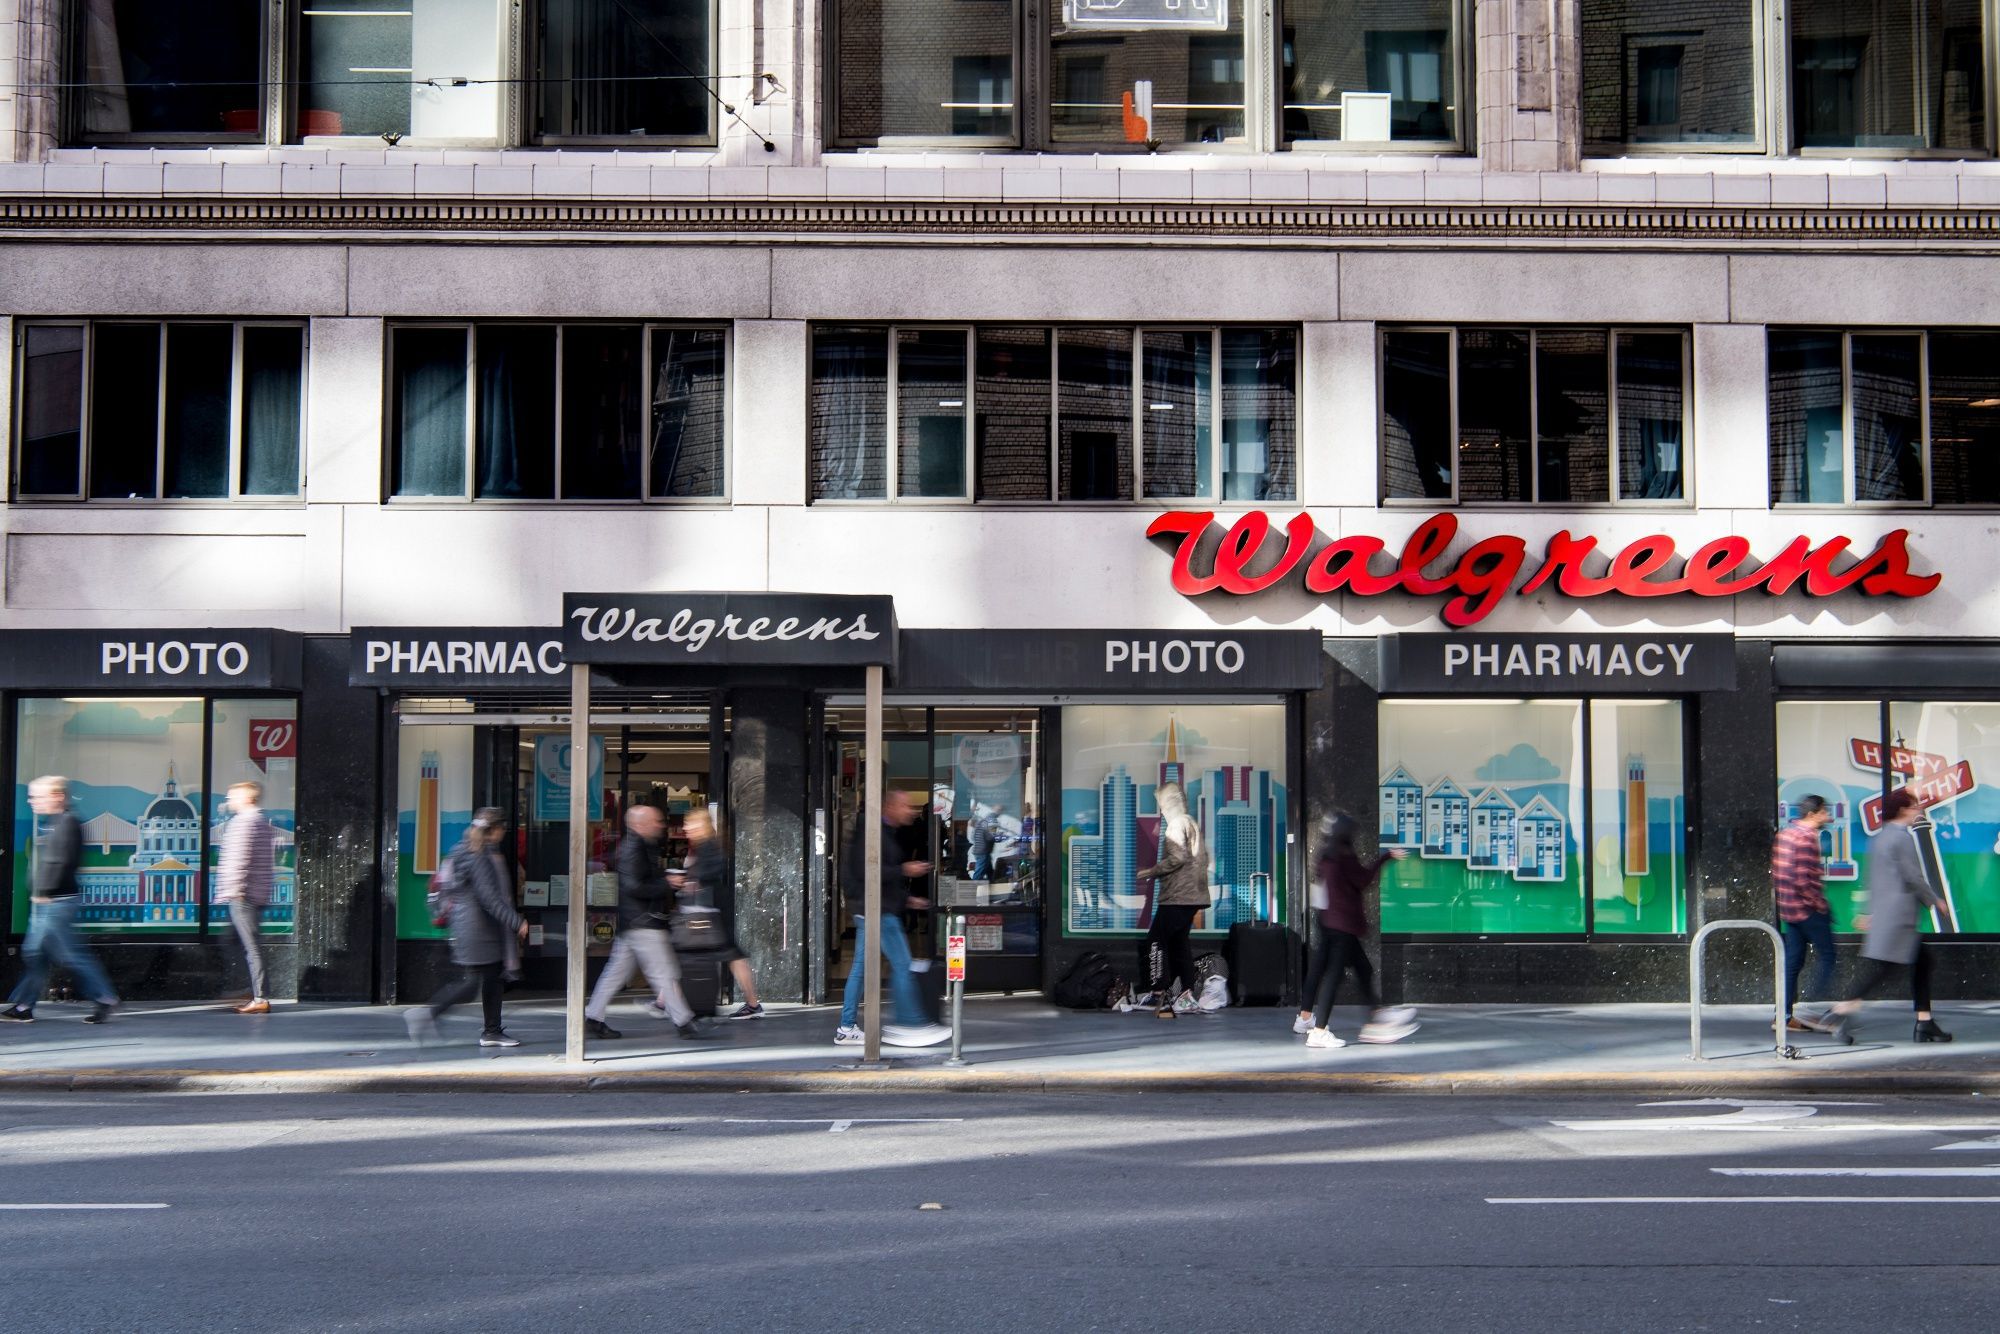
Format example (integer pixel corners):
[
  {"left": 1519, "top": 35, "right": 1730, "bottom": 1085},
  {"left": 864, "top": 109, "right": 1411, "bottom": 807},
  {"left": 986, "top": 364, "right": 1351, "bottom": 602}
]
[{"left": 945, "top": 913, "right": 968, "bottom": 1067}]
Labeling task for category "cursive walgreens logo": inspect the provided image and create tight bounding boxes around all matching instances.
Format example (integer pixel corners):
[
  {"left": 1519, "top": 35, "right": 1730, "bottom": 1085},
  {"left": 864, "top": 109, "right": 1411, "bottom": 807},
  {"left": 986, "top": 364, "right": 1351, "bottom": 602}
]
[{"left": 568, "top": 605, "right": 883, "bottom": 654}]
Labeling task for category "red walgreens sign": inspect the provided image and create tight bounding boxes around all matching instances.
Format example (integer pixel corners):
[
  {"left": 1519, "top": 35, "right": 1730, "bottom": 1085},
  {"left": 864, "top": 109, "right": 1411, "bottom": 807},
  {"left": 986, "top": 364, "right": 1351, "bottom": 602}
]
[
  {"left": 1849, "top": 738, "right": 1950, "bottom": 778},
  {"left": 1861, "top": 761, "right": 1976, "bottom": 834},
  {"left": 248, "top": 718, "right": 297, "bottom": 772},
  {"left": 1146, "top": 511, "right": 1940, "bottom": 628}
]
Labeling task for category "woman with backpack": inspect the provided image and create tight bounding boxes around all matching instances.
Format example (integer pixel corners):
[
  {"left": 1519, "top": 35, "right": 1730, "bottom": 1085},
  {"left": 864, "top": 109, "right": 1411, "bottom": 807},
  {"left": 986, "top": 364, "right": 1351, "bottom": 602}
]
[
  {"left": 407, "top": 809, "right": 527, "bottom": 1048},
  {"left": 1295, "top": 813, "right": 1417, "bottom": 1050},
  {"left": 1135, "top": 782, "right": 1209, "bottom": 1020}
]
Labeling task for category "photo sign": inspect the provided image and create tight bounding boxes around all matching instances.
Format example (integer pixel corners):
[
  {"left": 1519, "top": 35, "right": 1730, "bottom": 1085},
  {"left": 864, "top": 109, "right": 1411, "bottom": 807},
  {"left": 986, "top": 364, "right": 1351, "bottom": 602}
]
[{"left": 0, "top": 628, "right": 302, "bottom": 690}]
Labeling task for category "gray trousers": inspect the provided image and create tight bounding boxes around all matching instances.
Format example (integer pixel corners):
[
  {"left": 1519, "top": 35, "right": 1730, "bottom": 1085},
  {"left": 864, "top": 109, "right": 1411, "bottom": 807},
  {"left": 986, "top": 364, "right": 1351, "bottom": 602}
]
[
  {"left": 229, "top": 899, "right": 267, "bottom": 1000},
  {"left": 584, "top": 927, "right": 693, "bottom": 1026}
]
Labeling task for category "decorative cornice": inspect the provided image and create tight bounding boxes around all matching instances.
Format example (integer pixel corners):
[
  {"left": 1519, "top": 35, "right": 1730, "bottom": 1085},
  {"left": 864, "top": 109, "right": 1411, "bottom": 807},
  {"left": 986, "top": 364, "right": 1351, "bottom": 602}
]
[{"left": 0, "top": 197, "right": 1999, "bottom": 244}]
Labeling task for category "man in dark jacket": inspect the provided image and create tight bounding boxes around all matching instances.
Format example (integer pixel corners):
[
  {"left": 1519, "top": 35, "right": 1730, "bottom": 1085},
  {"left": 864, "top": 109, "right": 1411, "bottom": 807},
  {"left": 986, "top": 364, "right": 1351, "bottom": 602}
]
[
  {"left": 835, "top": 789, "right": 949, "bottom": 1047},
  {"left": 583, "top": 804, "right": 704, "bottom": 1041},
  {"left": 3, "top": 776, "right": 118, "bottom": 1024},
  {"left": 406, "top": 809, "right": 527, "bottom": 1047}
]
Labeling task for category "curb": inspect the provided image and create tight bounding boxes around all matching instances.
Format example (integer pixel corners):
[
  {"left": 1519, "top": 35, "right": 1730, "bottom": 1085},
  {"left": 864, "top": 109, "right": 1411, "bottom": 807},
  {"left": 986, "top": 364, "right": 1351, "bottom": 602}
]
[{"left": 3, "top": 1066, "right": 1999, "bottom": 1097}]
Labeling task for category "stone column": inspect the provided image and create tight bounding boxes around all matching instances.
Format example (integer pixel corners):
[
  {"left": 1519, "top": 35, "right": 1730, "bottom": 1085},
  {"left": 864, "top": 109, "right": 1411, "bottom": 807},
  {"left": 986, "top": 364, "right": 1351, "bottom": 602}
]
[
  {"left": 728, "top": 688, "right": 810, "bottom": 1003},
  {"left": 1692, "top": 641, "right": 1782, "bottom": 1003},
  {"left": 718, "top": 0, "right": 814, "bottom": 165},
  {"left": 9, "top": 0, "right": 65, "bottom": 163},
  {"left": 1477, "top": 0, "right": 1581, "bottom": 173},
  {"left": 294, "top": 636, "right": 388, "bottom": 1001}
]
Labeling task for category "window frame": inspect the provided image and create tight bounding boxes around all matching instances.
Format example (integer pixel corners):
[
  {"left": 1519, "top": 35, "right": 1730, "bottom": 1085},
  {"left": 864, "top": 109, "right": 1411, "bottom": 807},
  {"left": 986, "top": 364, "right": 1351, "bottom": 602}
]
[
  {"left": 524, "top": 0, "right": 721, "bottom": 147},
  {"left": 823, "top": 0, "right": 1026, "bottom": 150},
  {"left": 1376, "top": 324, "right": 1695, "bottom": 509},
  {"left": 11, "top": 318, "right": 309, "bottom": 505},
  {"left": 1580, "top": 0, "right": 1771, "bottom": 156},
  {"left": 1766, "top": 327, "right": 1940, "bottom": 510},
  {"left": 1274, "top": 0, "right": 1474, "bottom": 155},
  {"left": 66, "top": 0, "right": 276, "bottom": 147},
  {"left": 382, "top": 319, "right": 732, "bottom": 505},
  {"left": 807, "top": 321, "right": 1299, "bottom": 506}
]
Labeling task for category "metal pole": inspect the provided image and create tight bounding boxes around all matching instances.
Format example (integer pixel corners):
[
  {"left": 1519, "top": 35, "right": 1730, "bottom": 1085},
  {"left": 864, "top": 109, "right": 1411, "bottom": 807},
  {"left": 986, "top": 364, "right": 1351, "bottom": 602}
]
[
  {"left": 1689, "top": 919, "right": 1798, "bottom": 1061},
  {"left": 862, "top": 663, "right": 884, "bottom": 1064},
  {"left": 565, "top": 663, "right": 590, "bottom": 1065},
  {"left": 945, "top": 912, "right": 967, "bottom": 1067}
]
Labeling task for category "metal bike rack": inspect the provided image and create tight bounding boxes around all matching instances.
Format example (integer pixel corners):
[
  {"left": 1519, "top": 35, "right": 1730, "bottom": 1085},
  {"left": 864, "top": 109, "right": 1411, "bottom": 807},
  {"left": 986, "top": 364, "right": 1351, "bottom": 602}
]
[{"left": 1689, "top": 919, "right": 1802, "bottom": 1061}]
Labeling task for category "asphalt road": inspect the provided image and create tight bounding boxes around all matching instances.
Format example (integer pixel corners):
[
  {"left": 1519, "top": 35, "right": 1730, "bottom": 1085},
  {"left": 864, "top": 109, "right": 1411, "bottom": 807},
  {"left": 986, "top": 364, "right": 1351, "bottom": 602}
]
[{"left": 3, "top": 1090, "right": 1999, "bottom": 1332}]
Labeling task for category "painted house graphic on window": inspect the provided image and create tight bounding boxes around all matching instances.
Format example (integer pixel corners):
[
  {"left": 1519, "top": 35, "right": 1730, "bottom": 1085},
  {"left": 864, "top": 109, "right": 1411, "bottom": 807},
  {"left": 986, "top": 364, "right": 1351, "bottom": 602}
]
[
  {"left": 1515, "top": 794, "right": 1567, "bottom": 882},
  {"left": 1468, "top": 786, "right": 1519, "bottom": 871},
  {"left": 1422, "top": 777, "right": 1470, "bottom": 859},
  {"left": 1378, "top": 765, "right": 1423, "bottom": 848}
]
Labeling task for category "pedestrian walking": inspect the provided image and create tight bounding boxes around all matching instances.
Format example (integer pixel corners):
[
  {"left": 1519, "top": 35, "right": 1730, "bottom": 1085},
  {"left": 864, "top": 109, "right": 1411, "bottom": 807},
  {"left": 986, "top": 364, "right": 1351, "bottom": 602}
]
[
  {"left": 2, "top": 776, "right": 119, "bottom": 1025},
  {"left": 583, "top": 804, "right": 707, "bottom": 1041},
  {"left": 1293, "top": 813, "right": 1416, "bottom": 1050},
  {"left": 670, "top": 809, "right": 764, "bottom": 1020},
  {"left": 406, "top": 809, "right": 527, "bottom": 1047},
  {"left": 216, "top": 780, "right": 277, "bottom": 1014},
  {"left": 835, "top": 789, "right": 949, "bottom": 1047},
  {"left": 1136, "top": 782, "right": 1209, "bottom": 1020},
  {"left": 1772, "top": 794, "right": 1837, "bottom": 1033},
  {"left": 1826, "top": 788, "right": 1953, "bottom": 1044}
]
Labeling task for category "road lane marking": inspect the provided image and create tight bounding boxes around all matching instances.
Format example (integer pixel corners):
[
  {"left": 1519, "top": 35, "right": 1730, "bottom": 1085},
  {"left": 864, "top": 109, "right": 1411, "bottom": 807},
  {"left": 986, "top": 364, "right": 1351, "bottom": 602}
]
[
  {"left": 1550, "top": 1099, "right": 1876, "bottom": 1132},
  {"left": 1489, "top": 1196, "right": 2000, "bottom": 1205},
  {"left": 1937, "top": 1134, "right": 2000, "bottom": 1152},
  {"left": 722, "top": 1118, "right": 964, "bottom": 1134},
  {"left": 0, "top": 1204, "right": 169, "bottom": 1211},
  {"left": 1715, "top": 1165, "right": 2000, "bottom": 1178}
]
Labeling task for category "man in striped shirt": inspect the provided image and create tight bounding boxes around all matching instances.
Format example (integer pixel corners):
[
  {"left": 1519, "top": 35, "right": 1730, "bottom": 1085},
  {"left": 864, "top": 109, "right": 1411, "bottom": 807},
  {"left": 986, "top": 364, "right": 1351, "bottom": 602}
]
[{"left": 1772, "top": 795, "right": 1835, "bottom": 1033}]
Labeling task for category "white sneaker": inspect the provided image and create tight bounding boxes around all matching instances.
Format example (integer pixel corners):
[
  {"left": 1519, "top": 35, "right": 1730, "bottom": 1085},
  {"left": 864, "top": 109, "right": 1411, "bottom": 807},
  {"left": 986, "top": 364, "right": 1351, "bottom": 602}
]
[
  {"left": 1358, "top": 1019, "right": 1419, "bottom": 1045},
  {"left": 833, "top": 1024, "right": 864, "bottom": 1046},
  {"left": 1372, "top": 1005, "right": 1418, "bottom": 1028},
  {"left": 1305, "top": 1027, "right": 1346, "bottom": 1050},
  {"left": 403, "top": 1007, "right": 438, "bottom": 1046},
  {"left": 883, "top": 1023, "right": 952, "bottom": 1048},
  {"left": 1292, "top": 1014, "right": 1312, "bottom": 1035},
  {"left": 645, "top": 1002, "right": 671, "bottom": 1020}
]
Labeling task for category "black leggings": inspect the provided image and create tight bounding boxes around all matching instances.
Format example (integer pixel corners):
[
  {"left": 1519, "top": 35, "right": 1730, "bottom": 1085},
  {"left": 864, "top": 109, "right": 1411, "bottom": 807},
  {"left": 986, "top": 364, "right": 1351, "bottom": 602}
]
[
  {"left": 1141, "top": 905, "right": 1202, "bottom": 1003},
  {"left": 1847, "top": 944, "right": 1934, "bottom": 1013},
  {"left": 1307, "top": 928, "right": 1380, "bottom": 1030},
  {"left": 429, "top": 962, "right": 505, "bottom": 1033}
]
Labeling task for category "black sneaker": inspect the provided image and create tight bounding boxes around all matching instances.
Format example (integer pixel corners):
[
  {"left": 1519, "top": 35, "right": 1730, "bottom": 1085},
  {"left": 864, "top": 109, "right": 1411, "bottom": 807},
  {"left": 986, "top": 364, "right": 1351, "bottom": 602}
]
[
  {"left": 676, "top": 1021, "right": 714, "bottom": 1040},
  {"left": 83, "top": 1002, "right": 115, "bottom": 1025},
  {"left": 585, "top": 1019, "right": 623, "bottom": 1040},
  {"left": 728, "top": 1003, "right": 765, "bottom": 1021},
  {"left": 0, "top": 1005, "right": 32, "bottom": 1023},
  {"left": 478, "top": 1031, "right": 522, "bottom": 1047}
]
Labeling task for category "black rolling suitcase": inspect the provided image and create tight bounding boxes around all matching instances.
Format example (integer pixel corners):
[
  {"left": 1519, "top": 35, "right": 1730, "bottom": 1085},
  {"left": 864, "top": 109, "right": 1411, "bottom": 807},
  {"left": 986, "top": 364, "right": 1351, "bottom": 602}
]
[
  {"left": 678, "top": 954, "right": 723, "bottom": 1018},
  {"left": 1225, "top": 920, "right": 1287, "bottom": 1006}
]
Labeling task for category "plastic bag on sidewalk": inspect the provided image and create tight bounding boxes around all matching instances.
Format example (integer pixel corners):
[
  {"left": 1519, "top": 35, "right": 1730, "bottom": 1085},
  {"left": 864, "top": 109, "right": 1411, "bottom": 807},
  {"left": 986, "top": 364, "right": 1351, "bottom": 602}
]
[{"left": 1196, "top": 975, "right": 1229, "bottom": 1012}]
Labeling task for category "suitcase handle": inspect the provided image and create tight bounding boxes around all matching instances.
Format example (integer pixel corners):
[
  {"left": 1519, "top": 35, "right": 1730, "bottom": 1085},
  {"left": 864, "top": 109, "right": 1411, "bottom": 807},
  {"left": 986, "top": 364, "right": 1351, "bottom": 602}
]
[{"left": 1250, "top": 872, "right": 1273, "bottom": 923}]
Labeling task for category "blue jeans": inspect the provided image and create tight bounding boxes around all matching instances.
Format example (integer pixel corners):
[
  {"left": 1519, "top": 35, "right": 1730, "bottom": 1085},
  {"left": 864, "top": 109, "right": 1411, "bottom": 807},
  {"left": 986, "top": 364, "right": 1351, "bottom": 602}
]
[
  {"left": 8, "top": 898, "right": 118, "bottom": 1009},
  {"left": 1783, "top": 909, "right": 1836, "bottom": 1017},
  {"left": 840, "top": 914, "right": 926, "bottom": 1029}
]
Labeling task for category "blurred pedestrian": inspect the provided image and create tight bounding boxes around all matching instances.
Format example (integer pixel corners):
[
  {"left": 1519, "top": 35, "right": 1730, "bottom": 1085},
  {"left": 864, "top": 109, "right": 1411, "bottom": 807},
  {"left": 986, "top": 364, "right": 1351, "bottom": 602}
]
[
  {"left": 1772, "top": 794, "right": 1836, "bottom": 1033},
  {"left": 836, "top": 789, "right": 949, "bottom": 1047},
  {"left": 1295, "top": 813, "right": 1415, "bottom": 1050},
  {"left": 216, "top": 780, "right": 277, "bottom": 1015},
  {"left": 406, "top": 808, "right": 527, "bottom": 1047},
  {"left": 584, "top": 804, "right": 706, "bottom": 1041},
  {"left": 671, "top": 809, "right": 763, "bottom": 1020},
  {"left": 2, "top": 777, "right": 118, "bottom": 1025},
  {"left": 1136, "top": 782, "right": 1210, "bottom": 1020},
  {"left": 1827, "top": 788, "right": 1952, "bottom": 1044}
]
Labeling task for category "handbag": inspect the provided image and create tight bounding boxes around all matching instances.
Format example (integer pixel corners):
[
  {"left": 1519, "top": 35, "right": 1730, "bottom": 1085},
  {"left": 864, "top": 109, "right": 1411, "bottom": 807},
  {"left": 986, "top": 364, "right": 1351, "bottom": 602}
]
[{"left": 670, "top": 905, "right": 725, "bottom": 954}]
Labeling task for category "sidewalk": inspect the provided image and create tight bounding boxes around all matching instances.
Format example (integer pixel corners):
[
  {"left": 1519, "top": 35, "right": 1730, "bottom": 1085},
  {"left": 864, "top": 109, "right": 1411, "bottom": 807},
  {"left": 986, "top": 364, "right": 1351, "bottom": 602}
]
[{"left": 2, "top": 995, "right": 1999, "bottom": 1095}]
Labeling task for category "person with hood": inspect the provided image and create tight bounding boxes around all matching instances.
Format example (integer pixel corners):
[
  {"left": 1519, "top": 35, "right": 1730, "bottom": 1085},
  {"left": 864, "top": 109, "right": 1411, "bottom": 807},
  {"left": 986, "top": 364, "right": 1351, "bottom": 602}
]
[
  {"left": 1294, "top": 813, "right": 1417, "bottom": 1050},
  {"left": 1825, "top": 787, "right": 1953, "bottom": 1044},
  {"left": 406, "top": 808, "right": 527, "bottom": 1048},
  {"left": 1135, "top": 782, "right": 1209, "bottom": 1019}
]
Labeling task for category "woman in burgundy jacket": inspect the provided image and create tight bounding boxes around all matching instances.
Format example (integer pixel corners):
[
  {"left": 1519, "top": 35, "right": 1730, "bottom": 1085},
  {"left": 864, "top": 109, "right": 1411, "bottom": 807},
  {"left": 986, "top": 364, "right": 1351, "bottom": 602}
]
[{"left": 1294, "top": 814, "right": 1418, "bottom": 1050}]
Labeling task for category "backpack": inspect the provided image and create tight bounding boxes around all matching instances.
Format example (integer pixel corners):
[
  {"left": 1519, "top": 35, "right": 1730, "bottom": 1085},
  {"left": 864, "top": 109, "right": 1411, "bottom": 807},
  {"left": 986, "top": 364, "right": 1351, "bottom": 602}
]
[
  {"left": 1051, "top": 951, "right": 1121, "bottom": 1010},
  {"left": 426, "top": 852, "right": 460, "bottom": 928}
]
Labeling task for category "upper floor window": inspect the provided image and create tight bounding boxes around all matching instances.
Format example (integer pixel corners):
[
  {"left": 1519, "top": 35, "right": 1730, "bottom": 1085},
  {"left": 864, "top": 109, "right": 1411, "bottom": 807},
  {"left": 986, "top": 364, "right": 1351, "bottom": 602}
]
[
  {"left": 1585, "top": 1, "right": 1989, "bottom": 156},
  {"left": 809, "top": 324, "right": 1296, "bottom": 502},
  {"left": 1381, "top": 326, "right": 1688, "bottom": 505},
  {"left": 1769, "top": 328, "right": 2000, "bottom": 506},
  {"left": 388, "top": 323, "right": 727, "bottom": 501},
  {"left": 828, "top": 1, "right": 1466, "bottom": 151},
  {"left": 533, "top": 0, "right": 715, "bottom": 143},
  {"left": 77, "top": 0, "right": 268, "bottom": 142},
  {"left": 14, "top": 320, "right": 305, "bottom": 502}
]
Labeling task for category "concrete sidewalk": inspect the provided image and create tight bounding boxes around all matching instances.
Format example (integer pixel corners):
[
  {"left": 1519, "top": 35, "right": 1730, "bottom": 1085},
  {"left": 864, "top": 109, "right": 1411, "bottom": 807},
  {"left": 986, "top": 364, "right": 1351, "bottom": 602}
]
[{"left": 2, "top": 994, "right": 1999, "bottom": 1095}]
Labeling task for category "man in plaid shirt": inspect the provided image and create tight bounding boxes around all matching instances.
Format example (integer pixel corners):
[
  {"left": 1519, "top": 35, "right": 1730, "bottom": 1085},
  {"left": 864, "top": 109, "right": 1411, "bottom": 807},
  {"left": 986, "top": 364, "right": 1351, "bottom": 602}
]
[{"left": 1773, "top": 795, "right": 1836, "bottom": 1032}]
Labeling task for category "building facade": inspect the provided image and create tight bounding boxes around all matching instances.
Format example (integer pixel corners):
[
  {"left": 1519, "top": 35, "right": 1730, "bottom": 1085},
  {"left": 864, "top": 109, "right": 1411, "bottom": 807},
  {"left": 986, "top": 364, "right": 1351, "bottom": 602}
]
[{"left": 4, "top": 2, "right": 2000, "bottom": 1007}]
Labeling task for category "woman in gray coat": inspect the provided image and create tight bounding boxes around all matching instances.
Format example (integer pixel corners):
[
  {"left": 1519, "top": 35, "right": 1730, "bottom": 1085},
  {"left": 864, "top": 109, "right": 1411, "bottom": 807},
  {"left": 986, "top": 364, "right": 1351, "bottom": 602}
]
[
  {"left": 1136, "top": 783, "right": 1210, "bottom": 1020},
  {"left": 407, "top": 809, "right": 528, "bottom": 1048},
  {"left": 1827, "top": 788, "right": 1951, "bottom": 1044}
]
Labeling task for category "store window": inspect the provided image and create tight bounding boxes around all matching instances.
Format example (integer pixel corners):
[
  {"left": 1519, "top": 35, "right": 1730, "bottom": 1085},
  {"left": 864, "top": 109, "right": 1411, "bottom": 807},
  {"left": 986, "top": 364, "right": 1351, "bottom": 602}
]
[
  {"left": 1581, "top": 1, "right": 1761, "bottom": 152},
  {"left": 1769, "top": 329, "right": 2000, "bottom": 506},
  {"left": 810, "top": 324, "right": 1296, "bottom": 503},
  {"left": 1280, "top": 0, "right": 1462, "bottom": 147},
  {"left": 1061, "top": 705, "right": 1289, "bottom": 938},
  {"left": 1380, "top": 326, "right": 1688, "bottom": 504},
  {"left": 534, "top": 0, "right": 714, "bottom": 143},
  {"left": 11, "top": 697, "right": 297, "bottom": 937},
  {"left": 828, "top": 0, "right": 1017, "bottom": 145},
  {"left": 388, "top": 323, "right": 727, "bottom": 501},
  {"left": 1378, "top": 698, "right": 1687, "bottom": 935},
  {"left": 1791, "top": 0, "right": 1985, "bottom": 153},
  {"left": 13, "top": 321, "right": 305, "bottom": 502}
]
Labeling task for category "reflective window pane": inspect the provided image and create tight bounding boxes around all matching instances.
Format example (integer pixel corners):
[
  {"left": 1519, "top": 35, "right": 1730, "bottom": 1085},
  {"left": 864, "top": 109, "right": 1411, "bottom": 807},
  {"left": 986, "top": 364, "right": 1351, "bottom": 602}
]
[
  {"left": 1582, "top": 0, "right": 1758, "bottom": 149},
  {"left": 650, "top": 328, "right": 727, "bottom": 497},
  {"left": 1887, "top": 701, "right": 2000, "bottom": 933},
  {"left": 897, "top": 328, "right": 970, "bottom": 498},
  {"left": 300, "top": 0, "right": 501, "bottom": 140},
  {"left": 89, "top": 324, "right": 162, "bottom": 500},
  {"left": 1616, "top": 331, "right": 1685, "bottom": 500},
  {"left": 1142, "top": 331, "right": 1210, "bottom": 499},
  {"left": 475, "top": 326, "right": 558, "bottom": 500},
  {"left": 1534, "top": 329, "right": 1609, "bottom": 504},
  {"left": 162, "top": 324, "right": 234, "bottom": 499},
  {"left": 19, "top": 327, "right": 85, "bottom": 496},
  {"left": 1221, "top": 327, "right": 1296, "bottom": 500},
  {"left": 1051, "top": 8, "right": 1247, "bottom": 145},
  {"left": 207, "top": 700, "right": 299, "bottom": 935},
  {"left": 1058, "top": 329, "right": 1134, "bottom": 500},
  {"left": 560, "top": 326, "right": 645, "bottom": 500},
  {"left": 1791, "top": 0, "right": 1986, "bottom": 150},
  {"left": 1768, "top": 331, "right": 1845, "bottom": 504},
  {"left": 240, "top": 326, "right": 304, "bottom": 496},
  {"left": 1282, "top": 0, "right": 1457, "bottom": 143},
  {"left": 539, "top": 0, "right": 711, "bottom": 140},
  {"left": 975, "top": 327, "right": 1052, "bottom": 501},
  {"left": 392, "top": 327, "right": 469, "bottom": 498},
  {"left": 811, "top": 327, "right": 890, "bottom": 500},
  {"left": 79, "top": 0, "right": 264, "bottom": 139},
  {"left": 834, "top": 0, "right": 1016, "bottom": 141},
  {"left": 1381, "top": 330, "right": 1451, "bottom": 499},
  {"left": 1456, "top": 329, "right": 1532, "bottom": 503},
  {"left": 1589, "top": 701, "right": 1687, "bottom": 934},
  {"left": 1852, "top": 334, "right": 1924, "bottom": 502},
  {"left": 1928, "top": 332, "right": 2000, "bottom": 506}
]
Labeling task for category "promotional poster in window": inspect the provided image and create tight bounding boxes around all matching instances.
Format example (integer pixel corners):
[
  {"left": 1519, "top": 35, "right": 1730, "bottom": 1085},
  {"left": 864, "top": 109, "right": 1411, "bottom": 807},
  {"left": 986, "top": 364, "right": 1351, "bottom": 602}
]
[
  {"left": 10, "top": 698, "right": 297, "bottom": 935},
  {"left": 1061, "top": 705, "right": 1288, "bottom": 936}
]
